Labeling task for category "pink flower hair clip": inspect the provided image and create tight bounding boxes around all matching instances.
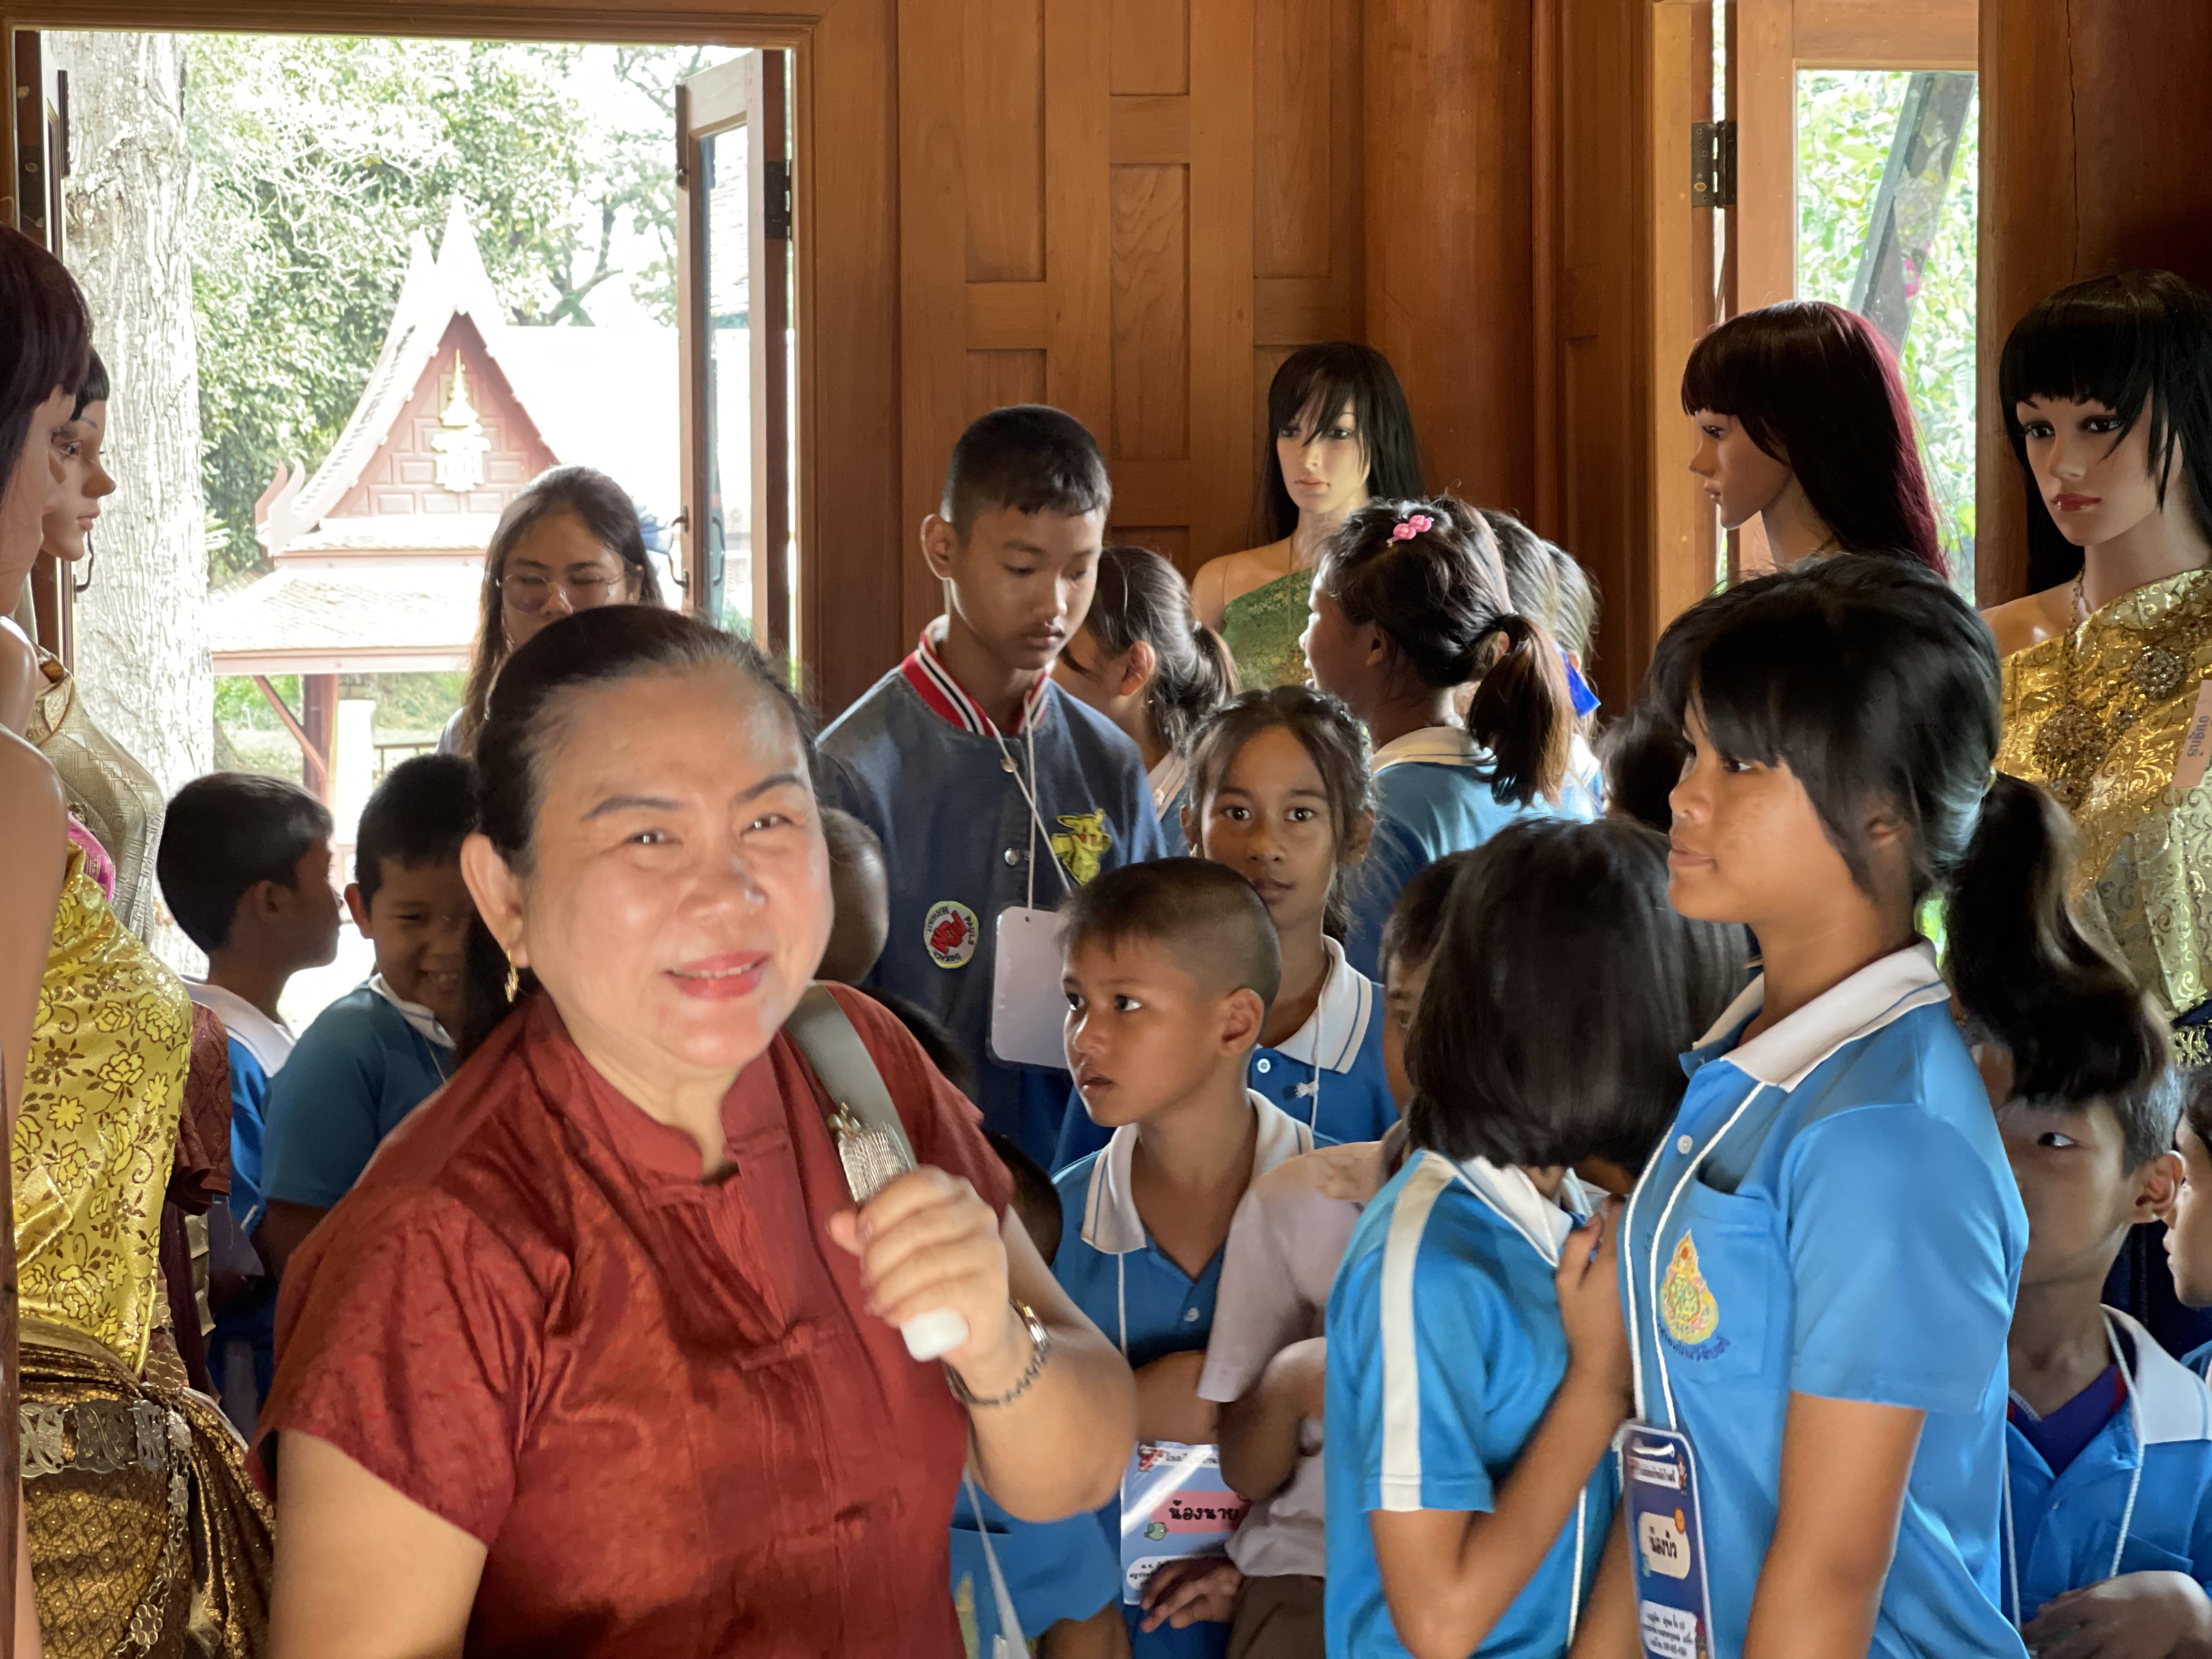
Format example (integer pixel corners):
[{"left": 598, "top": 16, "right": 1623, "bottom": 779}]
[{"left": 1391, "top": 512, "right": 1434, "bottom": 542}]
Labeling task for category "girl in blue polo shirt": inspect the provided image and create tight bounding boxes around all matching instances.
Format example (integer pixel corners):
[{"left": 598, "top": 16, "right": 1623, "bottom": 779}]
[
  {"left": 1056, "top": 686, "right": 1396, "bottom": 1169},
  {"left": 1607, "top": 555, "right": 2059, "bottom": 1658},
  {"left": 1300, "top": 495, "right": 1591, "bottom": 978},
  {"left": 1325, "top": 817, "right": 1742, "bottom": 1658}
]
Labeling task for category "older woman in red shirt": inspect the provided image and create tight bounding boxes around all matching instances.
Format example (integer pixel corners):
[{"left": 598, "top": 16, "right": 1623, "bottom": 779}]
[{"left": 261, "top": 606, "right": 1136, "bottom": 1657}]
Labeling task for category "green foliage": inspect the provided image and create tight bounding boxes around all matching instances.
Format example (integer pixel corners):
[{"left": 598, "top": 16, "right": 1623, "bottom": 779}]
[
  {"left": 186, "top": 38, "right": 708, "bottom": 582},
  {"left": 1796, "top": 71, "right": 1981, "bottom": 591}
]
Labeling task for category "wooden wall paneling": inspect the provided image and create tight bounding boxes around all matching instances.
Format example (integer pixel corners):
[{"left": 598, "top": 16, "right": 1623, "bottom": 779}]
[
  {"left": 1110, "top": 165, "right": 1189, "bottom": 461},
  {"left": 1045, "top": 1, "right": 1114, "bottom": 448},
  {"left": 962, "top": 0, "right": 1045, "bottom": 283},
  {"left": 1556, "top": 0, "right": 1652, "bottom": 709},
  {"left": 899, "top": 0, "right": 973, "bottom": 663},
  {"left": 1112, "top": 0, "right": 1189, "bottom": 94},
  {"left": 1650, "top": 0, "right": 1715, "bottom": 633},
  {"left": 967, "top": 348, "right": 1047, "bottom": 414},
  {"left": 1187, "top": 0, "right": 1256, "bottom": 568},
  {"left": 1252, "top": 0, "right": 1328, "bottom": 281},
  {"left": 1110, "top": 526, "right": 1193, "bottom": 570},
  {"left": 1977, "top": 0, "right": 2212, "bottom": 605},
  {"left": 1365, "top": 0, "right": 1534, "bottom": 516},
  {"left": 8, "top": 0, "right": 899, "bottom": 721}
]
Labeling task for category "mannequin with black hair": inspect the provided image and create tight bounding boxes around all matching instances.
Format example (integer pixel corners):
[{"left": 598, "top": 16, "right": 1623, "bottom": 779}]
[
  {"left": 1987, "top": 270, "right": 2212, "bottom": 1081},
  {"left": 1194, "top": 343, "right": 1425, "bottom": 691}
]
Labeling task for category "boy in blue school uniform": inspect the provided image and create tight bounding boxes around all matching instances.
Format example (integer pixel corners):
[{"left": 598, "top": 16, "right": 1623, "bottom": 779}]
[
  {"left": 156, "top": 770, "right": 343, "bottom": 1427},
  {"left": 255, "top": 755, "right": 477, "bottom": 1284},
  {"left": 2157, "top": 1073, "right": 2212, "bottom": 1383},
  {"left": 819, "top": 406, "right": 1166, "bottom": 1164},
  {"left": 1995, "top": 1054, "right": 2212, "bottom": 1650},
  {"left": 1049, "top": 860, "right": 1327, "bottom": 1657}
]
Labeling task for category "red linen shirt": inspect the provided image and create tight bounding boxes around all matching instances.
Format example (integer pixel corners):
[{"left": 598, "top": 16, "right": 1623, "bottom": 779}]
[{"left": 263, "top": 984, "right": 1011, "bottom": 1657}]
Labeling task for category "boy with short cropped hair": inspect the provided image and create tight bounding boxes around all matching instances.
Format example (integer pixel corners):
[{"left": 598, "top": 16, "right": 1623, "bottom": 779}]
[
  {"left": 156, "top": 770, "right": 343, "bottom": 1425},
  {"left": 1051, "top": 859, "right": 1326, "bottom": 1658},
  {"left": 1997, "top": 1059, "right": 2212, "bottom": 1654},
  {"left": 819, "top": 405, "right": 1166, "bottom": 1164},
  {"left": 256, "top": 754, "right": 478, "bottom": 1284}
]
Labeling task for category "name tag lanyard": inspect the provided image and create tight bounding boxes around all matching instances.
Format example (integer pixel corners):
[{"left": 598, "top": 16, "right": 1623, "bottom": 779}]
[
  {"left": 1999, "top": 1310, "right": 2145, "bottom": 1628},
  {"left": 992, "top": 721, "right": 1075, "bottom": 915}
]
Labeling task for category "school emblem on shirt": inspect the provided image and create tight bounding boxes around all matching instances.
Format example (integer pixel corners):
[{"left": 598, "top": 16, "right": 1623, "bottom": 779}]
[
  {"left": 924, "top": 900, "right": 980, "bottom": 969},
  {"left": 1049, "top": 810, "right": 1113, "bottom": 885},
  {"left": 1659, "top": 1232, "right": 1725, "bottom": 1357}
]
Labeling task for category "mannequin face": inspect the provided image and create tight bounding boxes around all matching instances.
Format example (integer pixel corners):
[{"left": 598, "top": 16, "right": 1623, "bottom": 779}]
[
  {"left": 1, "top": 387, "right": 75, "bottom": 603},
  {"left": 2012, "top": 396, "right": 2170, "bottom": 550},
  {"left": 41, "top": 399, "right": 116, "bottom": 564},
  {"left": 1688, "top": 410, "right": 1794, "bottom": 533},
  {"left": 1276, "top": 398, "right": 1372, "bottom": 525}
]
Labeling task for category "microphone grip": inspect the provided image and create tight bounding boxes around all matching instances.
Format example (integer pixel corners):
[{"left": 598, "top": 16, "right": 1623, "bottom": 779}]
[{"left": 901, "top": 1307, "right": 970, "bottom": 1362}]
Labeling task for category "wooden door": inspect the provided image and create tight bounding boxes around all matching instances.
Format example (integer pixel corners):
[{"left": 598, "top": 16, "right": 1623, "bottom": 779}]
[{"left": 676, "top": 49, "right": 795, "bottom": 661}]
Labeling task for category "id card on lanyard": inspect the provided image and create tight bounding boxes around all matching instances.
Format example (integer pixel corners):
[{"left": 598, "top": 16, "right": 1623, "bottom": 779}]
[
  {"left": 986, "top": 719, "right": 1079, "bottom": 1069},
  {"left": 1617, "top": 1424, "right": 1716, "bottom": 1659},
  {"left": 1118, "top": 1441, "right": 1248, "bottom": 1604}
]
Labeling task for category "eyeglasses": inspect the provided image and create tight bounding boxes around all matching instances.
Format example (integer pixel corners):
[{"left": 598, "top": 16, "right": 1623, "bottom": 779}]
[{"left": 499, "top": 570, "right": 626, "bottom": 614}]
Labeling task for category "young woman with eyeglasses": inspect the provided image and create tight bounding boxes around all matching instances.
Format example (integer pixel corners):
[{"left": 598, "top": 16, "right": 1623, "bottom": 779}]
[{"left": 443, "top": 465, "right": 665, "bottom": 757}]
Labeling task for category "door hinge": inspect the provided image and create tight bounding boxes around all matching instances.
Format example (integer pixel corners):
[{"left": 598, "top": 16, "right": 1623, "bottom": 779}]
[
  {"left": 764, "top": 158, "right": 792, "bottom": 241},
  {"left": 1691, "top": 120, "right": 1737, "bottom": 210}
]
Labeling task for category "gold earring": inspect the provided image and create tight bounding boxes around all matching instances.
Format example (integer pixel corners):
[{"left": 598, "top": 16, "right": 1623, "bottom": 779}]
[{"left": 504, "top": 952, "right": 520, "bottom": 1002}]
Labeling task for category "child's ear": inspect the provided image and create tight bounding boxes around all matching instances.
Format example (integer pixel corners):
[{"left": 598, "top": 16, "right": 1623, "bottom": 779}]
[
  {"left": 920, "top": 513, "right": 961, "bottom": 582},
  {"left": 342, "top": 882, "right": 371, "bottom": 935},
  {"left": 2140, "top": 1149, "right": 2186, "bottom": 1224},
  {"left": 1180, "top": 799, "right": 1200, "bottom": 850},
  {"left": 1121, "top": 640, "right": 1158, "bottom": 700},
  {"left": 460, "top": 833, "right": 530, "bottom": 969},
  {"left": 1219, "top": 987, "right": 1266, "bottom": 1056}
]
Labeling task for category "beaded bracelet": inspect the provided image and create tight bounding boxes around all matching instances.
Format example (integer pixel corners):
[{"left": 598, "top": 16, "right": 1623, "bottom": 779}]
[{"left": 946, "top": 1300, "right": 1053, "bottom": 1409}]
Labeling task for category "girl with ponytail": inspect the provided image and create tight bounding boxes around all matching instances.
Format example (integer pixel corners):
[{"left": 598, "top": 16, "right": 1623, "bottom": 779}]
[
  {"left": 1301, "top": 495, "right": 1587, "bottom": 977},
  {"left": 1051, "top": 545, "right": 1238, "bottom": 853},
  {"left": 1593, "top": 554, "right": 2048, "bottom": 1658}
]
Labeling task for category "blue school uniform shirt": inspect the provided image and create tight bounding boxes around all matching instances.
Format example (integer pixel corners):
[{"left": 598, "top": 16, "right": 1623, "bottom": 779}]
[
  {"left": 1054, "top": 936, "right": 1393, "bottom": 1170},
  {"left": 1324, "top": 1152, "right": 1611, "bottom": 1658},
  {"left": 1342, "top": 727, "right": 1595, "bottom": 979},
  {"left": 2003, "top": 1308, "right": 2212, "bottom": 1623},
  {"left": 260, "top": 980, "right": 454, "bottom": 1212},
  {"left": 1622, "top": 944, "right": 2028, "bottom": 1659},
  {"left": 1053, "top": 1093, "right": 1325, "bottom": 1658},
  {"left": 819, "top": 627, "right": 1167, "bottom": 1165},
  {"left": 183, "top": 983, "right": 296, "bottom": 1229}
]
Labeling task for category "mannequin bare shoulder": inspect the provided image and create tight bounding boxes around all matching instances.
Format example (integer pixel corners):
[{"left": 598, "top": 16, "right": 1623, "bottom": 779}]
[
  {"left": 1979, "top": 585, "right": 2075, "bottom": 662},
  {"left": 1192, "top": 539, "right": 1296, "bottom": 631}
]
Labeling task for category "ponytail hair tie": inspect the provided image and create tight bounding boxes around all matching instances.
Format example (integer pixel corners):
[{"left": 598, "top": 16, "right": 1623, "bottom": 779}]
[{"left": 1390, "top": 512, "right": 1434, "bottom": 543}]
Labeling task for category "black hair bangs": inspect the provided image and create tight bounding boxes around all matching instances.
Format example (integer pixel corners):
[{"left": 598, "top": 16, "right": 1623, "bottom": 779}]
[{"left": 1998, "top": 279, "right": 2166, "bottom": 447}]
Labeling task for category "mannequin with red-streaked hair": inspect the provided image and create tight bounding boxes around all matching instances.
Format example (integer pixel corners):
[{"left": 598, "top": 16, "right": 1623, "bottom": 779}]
[{"left": 1682, "top": 300, "right": 1946, "bottom": 578}]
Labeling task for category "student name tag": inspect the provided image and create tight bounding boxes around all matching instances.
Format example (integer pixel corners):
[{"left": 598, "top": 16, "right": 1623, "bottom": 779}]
[
  {"left": 990, "top": 905, "right": 1069, "bottom": 1070},
  {"left": 1119, "top": 1441, "right": 1249, "bottom": 1605},
  {"left": 1617, "top": 1424, "right": 1716, "bottom": 1659}
]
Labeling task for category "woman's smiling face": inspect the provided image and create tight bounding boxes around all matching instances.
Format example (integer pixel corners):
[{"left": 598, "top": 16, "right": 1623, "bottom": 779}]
[{"left": 479, "top": 660, "right": 831, "bottom": 1093}]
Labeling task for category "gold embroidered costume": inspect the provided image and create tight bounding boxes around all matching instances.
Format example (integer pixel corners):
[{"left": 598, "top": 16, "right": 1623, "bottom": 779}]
[
  {"left": 1996, "top": 565, "right": 2212, "bottom": 1067},
  {"left": 25, "top": 650, "right": 166, "bottom": 942},
  {"left": 18, "top": 845, "right": 273, "bottom": 1658}
]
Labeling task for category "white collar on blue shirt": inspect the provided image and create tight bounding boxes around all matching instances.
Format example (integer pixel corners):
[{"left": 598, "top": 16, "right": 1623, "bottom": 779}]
[
  {"left": 1695, "top": 942, "right": 1950, "bottom": 1093},
  {"left": 1148, "top": 749, "right": 1190, "bottom": 816},
  {"left": 368, "top": 973, "right": 456, "bottom": 1051},
  {"left": 2107, "top": 1306, "right": 2212, "bottom": 1447},
  {"left": 1079, "top": 1090, "right": 1318, "bottom": 1255},
  {"left": 1267, "top": 936, "right": 1374, "bottom": 1075},
  {"left": 1440, "top": 1152, "right": 1596, "bottom": 1268},
  {"left": 1370, "top": 725, "right": 1484, "bottom": 775},
  {"left": 184, "top": 980, "right": 295, "bottom": 1076}
]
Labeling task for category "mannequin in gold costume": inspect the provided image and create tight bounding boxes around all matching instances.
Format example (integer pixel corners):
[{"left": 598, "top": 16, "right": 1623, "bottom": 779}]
[
  {"left": 1985, "top": 272, "right": 2212, "bottom": 1075},
  {"left": 0, "top": 245, "right": 272, "bottom": 1656},
  {"left": 20, "top": 350, "right": 166, "bottom": 945},
  {"left": 1193, "top": 343, "right": 1425, "bottom": 691}
]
